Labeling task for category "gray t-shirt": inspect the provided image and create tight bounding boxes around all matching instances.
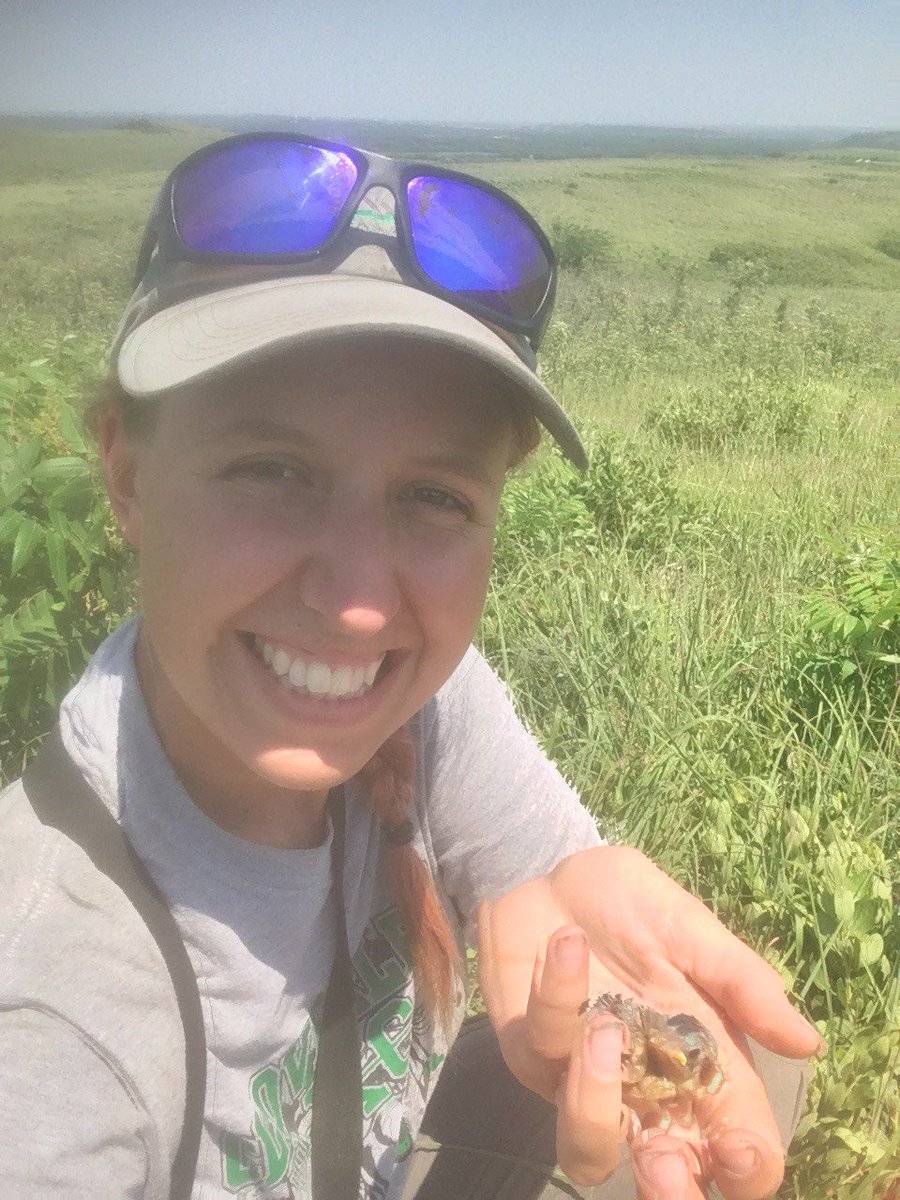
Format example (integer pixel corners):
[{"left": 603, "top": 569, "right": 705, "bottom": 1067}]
[{"left": 0, "top": 618, "right": 601, "bottom": 1198}]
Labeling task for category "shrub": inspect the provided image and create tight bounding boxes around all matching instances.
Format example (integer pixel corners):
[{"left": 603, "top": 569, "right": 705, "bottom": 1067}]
[
  {"left": 549, "top": 220, "right": 615, "bottom": 271},
  {"left": 495, "top": 436, "right": 703, "bottom": 574},
  {"left": 708, "top": 240, "right": 875, "bottom": 287},
  {"left": 644, "top": 371, "right": 813, "bottom": 450},
  {"left": 789, "top": 530, "right": 900, "bottom": 740},
  {"left": 872, "top": 230, "right": 900, "bottom": 260},
  {"left": 0, "top": 338, "right": 134, "bottom": 783}
]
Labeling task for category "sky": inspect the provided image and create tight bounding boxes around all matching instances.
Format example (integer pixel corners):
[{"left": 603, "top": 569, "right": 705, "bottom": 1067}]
[{"left": 0, "top": 0, "right": 896, "bottom": 129}]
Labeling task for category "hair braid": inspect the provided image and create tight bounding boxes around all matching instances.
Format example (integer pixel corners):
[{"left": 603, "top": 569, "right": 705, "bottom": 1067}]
[{"left": 357, "top": 726, "right": 461, "bottom": 1031}]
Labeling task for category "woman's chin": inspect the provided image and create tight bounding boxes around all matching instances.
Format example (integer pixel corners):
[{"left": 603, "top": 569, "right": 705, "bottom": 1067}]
[{"left": 249, "top": 745, "right": 363, "bottom": 793}]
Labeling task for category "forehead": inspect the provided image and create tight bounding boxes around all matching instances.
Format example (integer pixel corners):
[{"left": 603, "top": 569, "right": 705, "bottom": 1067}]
[{"left": 164, "top": 339, "right": 517, "bottom": 455}]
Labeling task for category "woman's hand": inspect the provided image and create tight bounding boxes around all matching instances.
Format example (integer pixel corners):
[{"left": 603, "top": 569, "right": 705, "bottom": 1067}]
[{"left": 477, "top": 845, "right": 822, "bottom": 1198}]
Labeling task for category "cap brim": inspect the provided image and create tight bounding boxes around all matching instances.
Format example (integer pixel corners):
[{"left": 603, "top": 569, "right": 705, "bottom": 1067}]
[{"left": 116, "top": 274, "right": 588, "bottom": 470}]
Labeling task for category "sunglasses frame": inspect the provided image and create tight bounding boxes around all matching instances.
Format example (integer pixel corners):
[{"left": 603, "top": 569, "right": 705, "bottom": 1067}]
[{"left": 135, "top": 131, "right": 558, "bottom": 349}]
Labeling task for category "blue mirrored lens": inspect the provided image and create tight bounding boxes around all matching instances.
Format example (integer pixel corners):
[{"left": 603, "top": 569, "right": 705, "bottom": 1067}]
[
  {"left": 406, "top": 176, "right": 550, "bottom": 322},
  {"left": 174, "top": 141, "right": 358, "bottom": 254}
]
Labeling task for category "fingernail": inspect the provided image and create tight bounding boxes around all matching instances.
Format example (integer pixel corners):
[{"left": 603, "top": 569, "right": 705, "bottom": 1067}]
[
  {"left": 634, "top": 1146, "right": 691, "bottom": 1196},
  {"left": 711, "top": 1135, "right": 760, "bottom": 1179},
  {"left": 552, "top": 930, "right": 585, "bottom": 977},
  {"left": 797, "top": 1011, "right": 825, "bottom": 1049},
  {"left": 621, "top": 1106, "right": 641, "bottom": 1143},
  {"left": 587, "top": 1020, "right": 623, "bottom": 1080}
]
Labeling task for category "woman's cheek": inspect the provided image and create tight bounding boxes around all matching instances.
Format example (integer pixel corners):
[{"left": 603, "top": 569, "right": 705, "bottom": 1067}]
[
  {"left": 160, "top": 492, "right": 297, "bottom": 592},
  {"left": 412, "top": 532, "right": 495, "bottom": 627}
]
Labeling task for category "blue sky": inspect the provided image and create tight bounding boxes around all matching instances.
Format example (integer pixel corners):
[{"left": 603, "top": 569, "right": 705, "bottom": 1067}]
[{"left": 0, "top": 0, "right": 895, "bottom": 127}]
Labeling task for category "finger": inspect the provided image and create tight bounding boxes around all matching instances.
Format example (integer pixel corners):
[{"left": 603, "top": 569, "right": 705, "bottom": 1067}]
[
  {"left": 694, "top": 1030, "right": 787, "bottom": 1199},
  {"left": 707, "top": 1129, "right": 785, "bottom": 1200},
  {"left": 631, "top": 1131, "right": 706, "bottom": 1200},
  {"left": 477, "top": 899, "right": 574, "bottom": 1100},
  {"left": 667, "top": 895, "right": 822, "bottom": 1059},
  {"left": 476, "top": 886, "right": 562, "bottom": 1027},
  {"left": 556, "top": 1018, "right": 627, "bottom": 1186},
  {"left": 526, "top": 925, "right": 590, "bottom": 1061}
]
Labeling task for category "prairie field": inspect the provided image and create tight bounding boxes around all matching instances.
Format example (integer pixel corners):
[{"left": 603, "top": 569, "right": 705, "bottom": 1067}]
[{"left": 0, "top": 126, "right": 897, "bottom": 1197}]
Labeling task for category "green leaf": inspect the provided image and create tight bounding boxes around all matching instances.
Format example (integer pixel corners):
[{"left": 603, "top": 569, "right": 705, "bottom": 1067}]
[
  {"left": 29, "top": 456, "right": 91, "bottom": 495},
  {"left": 831, "top": 1125, "right": 865, "bottom": 1154},
  {"left": 45, "top": 531, "right": 69, "bottom": 596},
  {"left": 10, "top": 517, "right": 43, "bottom": 574},
  {"left": 833, "top": 888, "right": 855, "bottom": 924},
  {"left": 819, "top": 1081, "right": 849, "bottom": 1114},
  {"left": 0, "top": 507, "right": 21, "bottom": 546},
  {"left": 0, "top": 465, "right": 29, "bottom": 506},
  {"left": 98, "top": 566, "right": 117, "bottom": 599},
  {"left": 55, "top": 405, "right": 88, "bottom": 454},
  {"left": 15, "top": 439, "right": 43, "bottom": 472},
  {"left": 45, "top": 471, "right": 97, "bottom": 518},
  {"left": 858, "top": 932, "right": 883, "bottom": 966},
  {"left": 839, "top": 657, "right": 857, "bottom": 679},
  {"left": 824, "top": 1147, "right": 854, "bottom": 1172},
  {"left": 862, "top": 1139, "right": 886, "bottom": 1165}
]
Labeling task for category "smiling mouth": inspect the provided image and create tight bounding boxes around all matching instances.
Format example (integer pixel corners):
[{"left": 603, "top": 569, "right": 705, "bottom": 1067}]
[{"left": 240, "top": 632, "right": 392, "bottom": 701}]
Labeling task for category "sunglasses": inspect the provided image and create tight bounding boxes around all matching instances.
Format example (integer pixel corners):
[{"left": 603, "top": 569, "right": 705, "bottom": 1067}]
[{"left": 134, "top": 132, "right": 557, "bottom": 349}]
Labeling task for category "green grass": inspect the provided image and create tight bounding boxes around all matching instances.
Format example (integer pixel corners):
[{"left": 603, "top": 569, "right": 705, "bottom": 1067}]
[
  {"left": 1, "top": 127, "right": 898, "bottom": 1198},
  {"left": 477, "top": 155, "right": 900, "bottom": 292}
]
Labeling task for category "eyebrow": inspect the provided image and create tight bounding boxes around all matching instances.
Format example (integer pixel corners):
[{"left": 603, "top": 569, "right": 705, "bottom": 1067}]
[
  {"left": 197, "top": 416, "right": 320, "bottom": 447},
  {"left": 200, "top": 415, "right": 499, "bottom": 489},
  {"left": 407, "top": 453, "right": 498, "bottom": 490}
]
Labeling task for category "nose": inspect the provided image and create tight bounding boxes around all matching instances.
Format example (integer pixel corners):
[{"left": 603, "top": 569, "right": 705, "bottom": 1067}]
[{"left": 294, "top": 496, "right": 402, "bottom": 638}]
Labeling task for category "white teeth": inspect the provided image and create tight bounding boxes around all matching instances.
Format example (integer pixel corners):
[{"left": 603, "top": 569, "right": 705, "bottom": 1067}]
[
  {"left": 305, "top": 662, "right": 332, "bottom": 696},
  {"left": 329, "top": 665, "right": 354, "bottom": 697},
  {"left": 288, "top": 658, "right": 308, "bottom": 689},
  {"left": 252, "top": 635, "right": 386, "bottom": 699}
]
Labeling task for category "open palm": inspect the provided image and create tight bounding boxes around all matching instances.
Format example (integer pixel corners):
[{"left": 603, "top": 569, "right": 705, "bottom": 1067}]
[{"left": 478, "top": 846, "right": 821, "bottom": 1197}]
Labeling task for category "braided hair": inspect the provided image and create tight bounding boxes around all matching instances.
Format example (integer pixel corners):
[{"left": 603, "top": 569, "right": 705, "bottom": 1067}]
[{"left": 357, "top": 726, "right": 462, "bottom": 1031}]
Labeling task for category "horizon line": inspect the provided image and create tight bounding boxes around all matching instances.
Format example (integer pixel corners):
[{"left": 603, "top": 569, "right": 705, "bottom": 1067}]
[{"left": 1, "top": 111, "right": 894, "bottom": 135}]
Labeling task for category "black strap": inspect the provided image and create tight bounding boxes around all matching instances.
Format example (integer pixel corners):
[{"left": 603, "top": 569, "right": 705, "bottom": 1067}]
[
  {"left": 311, "top": 788, "right": 364, "bottom": 1198},
  {"left": 22, "top": 727, "right": 206, "bottom": 1200},
  {"left": 21, "top": 729, "right": 364, "bottom": 1199}
]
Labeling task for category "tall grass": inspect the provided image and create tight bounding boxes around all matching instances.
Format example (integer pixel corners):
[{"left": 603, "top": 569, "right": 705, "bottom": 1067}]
[{"left": 478, "top": 263, "right": 898, "bottom": 1197}]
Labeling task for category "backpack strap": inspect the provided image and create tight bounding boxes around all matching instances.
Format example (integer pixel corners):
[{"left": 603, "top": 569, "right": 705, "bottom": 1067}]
[
  {"left": 21, "top": 727, "right": 364, "bottom": 1199},
  {"left": 22, "top": 726, "right": 206, "bottom": 1200},
  {"left": 311, "top": 785, "right": 363, "bottom": 1197}
]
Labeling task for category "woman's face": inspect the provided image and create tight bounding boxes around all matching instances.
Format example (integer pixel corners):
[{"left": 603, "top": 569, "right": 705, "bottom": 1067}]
[{"left": 103, "top": 342, "right": 516, "bottom": 815}]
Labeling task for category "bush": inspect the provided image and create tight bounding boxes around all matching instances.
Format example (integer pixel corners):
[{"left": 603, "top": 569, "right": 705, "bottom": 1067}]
[
  {"left": 708, "top": 240, "right": 874, "bottom": 287},
  {"left": 0, "top": 338, "right": 134, "bottom": 783},
  {"left": 872, "top": 230, "right": 900, "bottom": 260},
  {"left": 495, "top": 436, "right": 703, "bottom": 573},
  {"left": 549, "top": 220, "right": 615, "bottom": 271},
  {"left": 789, "top": 530, "right": 900, "bottom": 739},
  {"left": 644, "top": 371, "right": 814, "bottom": 450}
]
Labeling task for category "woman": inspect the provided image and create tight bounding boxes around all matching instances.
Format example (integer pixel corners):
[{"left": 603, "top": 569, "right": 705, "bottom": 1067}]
[{"left": 0, "top": 134, "right": 819, "bottom": 1199}]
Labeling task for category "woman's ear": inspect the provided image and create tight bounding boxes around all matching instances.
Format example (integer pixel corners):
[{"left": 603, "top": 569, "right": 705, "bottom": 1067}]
[{"left": 97, "top": 406, "right": 142, "bottom": 549}]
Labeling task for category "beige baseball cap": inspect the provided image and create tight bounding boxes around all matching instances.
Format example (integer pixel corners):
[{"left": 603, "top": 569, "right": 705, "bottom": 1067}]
[{"left": 111, "top": 189, "right": 588, "bottom": 470}]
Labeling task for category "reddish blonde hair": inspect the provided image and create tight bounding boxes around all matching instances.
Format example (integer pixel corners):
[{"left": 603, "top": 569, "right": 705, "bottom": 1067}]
[{"left": 357, "top": 726, "right": 462, "bottom": 1030}]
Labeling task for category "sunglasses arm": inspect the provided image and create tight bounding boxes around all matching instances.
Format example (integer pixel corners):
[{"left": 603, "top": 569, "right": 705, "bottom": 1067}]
[{"left": 131, "top": 191, "right": 167, "bottom": 290}]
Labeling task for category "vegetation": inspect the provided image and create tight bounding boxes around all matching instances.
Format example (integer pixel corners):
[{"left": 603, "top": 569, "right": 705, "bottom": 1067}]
[{"left": 1, "top": 128, "right": 897, "bottom": 1198}]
